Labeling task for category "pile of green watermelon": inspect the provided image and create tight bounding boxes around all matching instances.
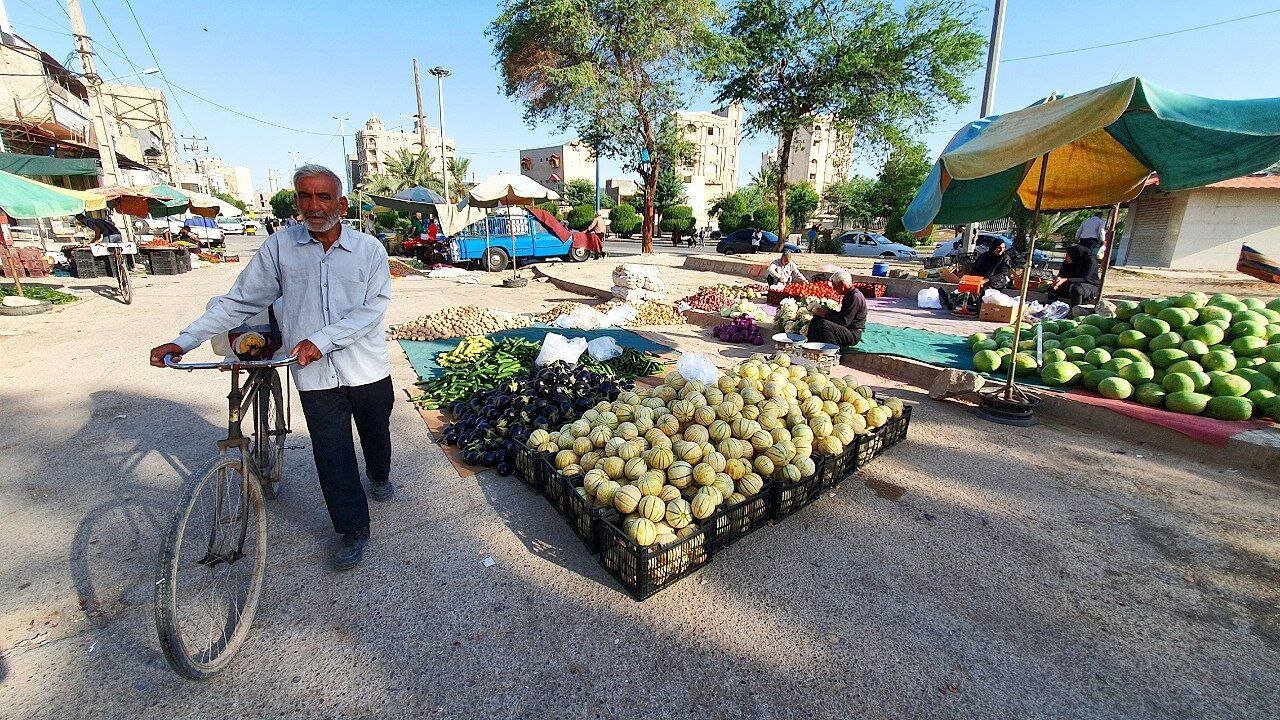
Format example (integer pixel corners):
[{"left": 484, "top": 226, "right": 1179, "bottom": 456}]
[{"left": 967, "top": 292, "right": 1280, "bottom": 421}]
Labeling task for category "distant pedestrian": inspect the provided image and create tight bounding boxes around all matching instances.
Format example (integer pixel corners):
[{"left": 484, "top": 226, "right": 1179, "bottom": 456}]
[
  {"left": 1076, "top": 210, "right": 1107, "bottom": 248},
  {"left": 698, "top": 227, "right": 708, "bottom": 247},
  {"left": 806, "top": 225, "right": 818, "bottom": 250},
  {"left": 750, "top": 228, "right": 762, "bottom": 252},
  {"left": 75, "top": 213, "right": 121, "bottom": 243}
]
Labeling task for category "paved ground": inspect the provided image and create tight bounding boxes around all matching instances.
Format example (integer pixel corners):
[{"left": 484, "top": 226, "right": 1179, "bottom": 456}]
[{"left": 1, "top": 235, "right": 1278, "bottom": 719}]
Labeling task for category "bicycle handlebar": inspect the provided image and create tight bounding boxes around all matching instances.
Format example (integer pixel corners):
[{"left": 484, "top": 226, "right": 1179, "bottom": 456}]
[{"left": 164, "top": 354, "right": 299, "bottom": 371}]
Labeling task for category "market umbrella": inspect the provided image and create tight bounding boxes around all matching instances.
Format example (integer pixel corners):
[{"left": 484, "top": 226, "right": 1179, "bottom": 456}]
[
  {"left": 467, "top": 172, "right": 559, "bottom": 283},
  {"left": 902, "top": 76, "right": 1280, "bottom": 410},
  {"left": 91, "top": 186, "right": 169, "bottom": 217},
  {"left": 144, "top": 184, "right": 195, "bottom": 218},
  {"left": 183, "top": 190, "right": 235, "bottom": 218},
  {"left": 394, "top": 186, "right": 447, "bottom": 204},
  {"left": 0, "top": 169, "right": 103, "bottom": 218}
]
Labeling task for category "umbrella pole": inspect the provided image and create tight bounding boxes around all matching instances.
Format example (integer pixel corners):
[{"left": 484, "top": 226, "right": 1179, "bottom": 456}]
[
  {"left": 1002, "top": 152, "right": 1050, "bottom": 399},
  {"left": 1096, "top": 202, "right": 1121, "bottom": 300},
  {"left": 508, "top": 201, "right": 519, "bottom": 280}
]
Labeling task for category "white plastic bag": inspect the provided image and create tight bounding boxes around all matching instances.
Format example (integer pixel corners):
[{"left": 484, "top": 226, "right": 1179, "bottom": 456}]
[
  {"left": 587, "top": 336, "right": 623, "bottom": 362},
  {"left": 676, "top": 352, "right": 720, "bottom": 385},
  {"left": 603, "top": 303, "right": 638, "bottom": 327},
  {"left": 535, "top": 332, "right": 589, "bottom": 366},
  {"left": 982, "top": 288, "right": 1017, "bottom": 307},
  {"left": 916, "top": 287, "right": 942, "bottom": 309},
  {"left": 552, "top": 305, "right": 609, "bottom": 330}
]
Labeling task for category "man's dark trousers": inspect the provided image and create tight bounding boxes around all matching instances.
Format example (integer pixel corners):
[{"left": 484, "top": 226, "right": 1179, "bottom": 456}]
[{"left": 298, "top": 376, "right": 393, "bottom": 535}]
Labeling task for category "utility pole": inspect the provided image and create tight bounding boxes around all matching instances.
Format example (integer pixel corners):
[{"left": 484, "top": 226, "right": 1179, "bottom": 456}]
[
  {"left": 332, "top": 116, "right": 350, "bottom": 191},
  {"left": 181, "top": 135, "right": 208, "bottom": 191},
  {"left": 429, "top": 66, "right": 451, "bottom": 201},
  {"left": 288, "top": 150, "right": 300, "bottom": 172},
  {"left": 412, "top": 59, "right": 427, "bottom": 153},
  {"left": 66, "top": 0, "right": 119, "bottom": 186},
  {"left": 594, "top": 145, "right": 601, "bottom": 213},
  {"left": 961, "top": 0, "right": 1007, "bottom": 255}
]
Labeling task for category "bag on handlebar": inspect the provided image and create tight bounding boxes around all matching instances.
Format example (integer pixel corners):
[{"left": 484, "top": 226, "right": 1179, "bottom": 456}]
[{"left": 209, "top": 300, "right": 283, "bottom": 361}]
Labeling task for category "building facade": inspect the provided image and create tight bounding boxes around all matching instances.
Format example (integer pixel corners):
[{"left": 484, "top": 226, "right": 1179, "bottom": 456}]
[
  {"left": 100, "top": 82, "right": 178, "bottom": 181},
  {"left": 352, "top": 116, "right": 454, "bottom": 189},
  {"left": 519, "top": 140, "right": 595, "bottom": 193},
  {"left": 1116, "top": 176, "right": 1280, "bottom": 271},
  {"left": 776, "top": 119, "right": 855, "bottom": 197},
  {"left": 674, "top": 103, "right": 743, "bottom": 228}
]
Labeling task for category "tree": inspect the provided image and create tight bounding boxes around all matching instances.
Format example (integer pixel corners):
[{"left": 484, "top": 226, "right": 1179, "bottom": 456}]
[
  {"left": 563, "top": 178, "right": 614, "bottom": 209},
  {"left": 489, "top": 0, "right": 720, "bottom": 254},
  {"left": 567, "top": 204, "right": 597, "bottom": 230},
  {"left": 647, "top": 166, "right": 688, "bottom": 218},
  {"left": 659, "top": 205, "right": 695, "bottom": 233},
  {"left": 706, "top": 0, "right": 984, "bottom": 247},
  {"left": 447, "top": 157, "right": 474, "bottom": 201},
  {"left": 749, "top": 159, "right": 781, "bottom": 205},
  {"left": 269, "top": 189, "right": 296, "bottom": 219},
  {"left": 871, "top": 139, "right": 933, "bottom": 242},
  {"left": 752, "top": 206, "right": 779, "bottom": 234},
  {"left": 362, "top": 147, "right": 445, "bottom": 196},
  {"left": 212, "top": 191, "right": 247, "bottom": 213},
  {"left": 609, "top": 203, "right": 641, "bottom": 237},
  {"left": 786, "top": 182, "right": 820, "bottom": 230},
  {"left": 823, "top": 177, "right": 878, "bottom": 224}
]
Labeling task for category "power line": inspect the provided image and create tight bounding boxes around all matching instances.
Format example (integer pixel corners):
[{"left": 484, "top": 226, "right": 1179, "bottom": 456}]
[
  {"left": 118, "top": 0, "right": 198, "bottom": 135},
  {"left": 1003, "top": 8, "right": 1280, "bottom": 62},
  {"left": 88, "top": 0, "right": 144, "bottom": 73}
]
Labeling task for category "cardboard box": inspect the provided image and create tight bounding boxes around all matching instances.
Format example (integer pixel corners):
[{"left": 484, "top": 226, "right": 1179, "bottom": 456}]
[
  {"left": 979, "top": 302, "right": 1015, "bottom": 324},
  {"left": 939, "top": 267, "right": 961, "bottom": 284}
]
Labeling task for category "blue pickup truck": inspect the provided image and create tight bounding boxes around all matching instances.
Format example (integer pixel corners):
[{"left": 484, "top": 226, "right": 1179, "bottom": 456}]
[{"left": 445, "top": 207, "right": 599, "bottom": 272}]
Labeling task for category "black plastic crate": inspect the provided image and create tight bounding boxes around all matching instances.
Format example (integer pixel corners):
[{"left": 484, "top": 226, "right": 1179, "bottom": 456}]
[
  {"left": 815, "top": 442, "right": 861, "bottom": 488},
  {"left": 69, "top": 250, "right": 99, "bottom": 278},
  {"left": 559, "top": 475, "right": 619, "bottom": 553},
  {"left": 176, "top": 250, "right": 191, "bottom": 272},
  {"left": 701, "top": 485, "right": 772, "bottom": 552},
  {"left": 514, "top": 447, "right": 552, "bottom": 493},
  {"left": 876, "top": 406, "right": 912, "bottom": 452},
  {"left": 599, "top": 519, "right": 713, "bottom": 601},
  {"left": 543, "top": 462, "right": 573, "bottom": 512},
  {"left": 771, "top": 470, "right": 824, "bottom": 521}
]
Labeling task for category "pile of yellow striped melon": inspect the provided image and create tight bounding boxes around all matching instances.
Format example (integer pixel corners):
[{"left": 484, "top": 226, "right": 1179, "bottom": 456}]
[{"left": 527, "top": 353, "right": 906, "bottom": 550}]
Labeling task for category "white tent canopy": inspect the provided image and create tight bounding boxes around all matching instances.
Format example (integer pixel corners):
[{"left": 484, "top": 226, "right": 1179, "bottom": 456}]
[
  {"left": 185, "top": 190, "right": 243, "bottom": 218},
  {"left": 467, "top": 172, "right": 559, "bottom": 207}
]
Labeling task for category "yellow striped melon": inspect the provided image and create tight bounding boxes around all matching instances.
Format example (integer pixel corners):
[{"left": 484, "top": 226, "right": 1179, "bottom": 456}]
[
  {"left": 613, "top": 403, "right": 633, "bottom": 422},
  {"left": 810, "top": 416, "right": 834, "bottom": 439},
  {"left": 690, "top": 489, "right": 718, "bottom": 520},
  {"left": 726, "top": 492, "right": 746, "bottom": 507},
  {"left": 579, "top": 452, "right": 600, "bottom": 471},
  {"left": 572, "top": 437, "right": 593, "bottom": 457},
  {"left": 583, "top": 469, "right": 608, "bottom": 495},
  {"left": 793, "top": 456, "right": 816, "bottom": 477},
  {"left": 644, "top": 428, "right": 671, "bottom": 448},
  {"left": 665, "top": 498, "right": 693, "bottom": 528},
  {"left": 594, "top": 480, "right": 620, "bottom": 504},
  {"left": 645, "top": 446, "right": 674, "bottom": 470},
  {"left": 601, "top": 456, "right": 625, "bottom": 480},
  {"left": 705, "top": 451, "right": 727, "bottom": 473},
  {"left": 638, "top": 495, "right": 666, "bottom": 523},
  {"left": 617, "top": 441, "right": 642, "bottom": 461},
  {"left": 557, "top": 431, "right": 575, "bottom": 450},
  {"left": 616, "top": 422, "right": 639, "bottom": 440},
  {"left": 736, "top": 473, "right": 763, "bottom": 497},
  {"left": 666, "top": 460, "right": 694, "bottom": 487},
  {"left": 712, "top": 474, "right": 735, "bottom": 501},
  {"left": 692, "top": 462, "right": 716, "bottom": 486},
  {"left": 613, "top": 484, "right": 642, "bottom": 514},
  {"left": 538, "top": 441, "right": 559, "bottom": 454},
  {"left": 778, "top": 464, "right": 802, "bottom": 483},
  {"left": 623, "top": 457, "right": 647, "bottom": 480},
  {"left": 637, "top": 471, "right": 665, "bottom": 493},
  {"left": 708, "top": 419, "right": 732, "bottom": 441},
  {"left": 704, "top": 387, "right": 724, "bottom": 406},
  {"left": 866, "top": 406, "right": 889, "bottom": 428},
  {"left": 665, "top": 370, "right": 686, "bottom": 389},
  {"left": 670, "top": 399, "right": 696, "bottom": 422},
  {"left": 816, "top": 435, "right": 842, "bottom": 455},
  {"left": 656, "top": 413, "right": 681, "bottom": 436},
  {"left": 725, "top": 458, "right": 750, "bottom": 481},
  {"left": 683, "top": 424, "right": 710, "bottom": 444},
  {"left": 715, "top": 401, "right": 739, "bottom": 421},
  {"left": 753, "top": 455, "right": 775, "bottom": 478},
  {"left": 674, "top": 440, "right": 702, "bottom": 464},
  {"left": 731, "top": 418, "right": 754, "bottom": 439},
  {"left": 527, "top": 429, "right": 551, "bottom": 448},
  {"left": 554, "top": 450, "right": 578, "bottom": 470},
  {"left": 628, "top": 517, "right": 656, "bottom": 547},
  {"left": 659, "top": 484, "right": 681, "bottom": 502},
  {"left": 588, "top": 426, "right": 612, "bottom": 448}
]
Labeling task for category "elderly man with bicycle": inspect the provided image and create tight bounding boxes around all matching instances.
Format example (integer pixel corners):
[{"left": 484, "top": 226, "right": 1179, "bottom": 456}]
[{"left": 150, "top": 164, "right": 394, "bottom": 573}]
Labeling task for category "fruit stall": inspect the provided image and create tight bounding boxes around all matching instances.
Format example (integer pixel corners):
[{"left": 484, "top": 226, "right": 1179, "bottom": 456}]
[
  {"left": 966, "top": 292, "right": 1280, "bottom": 422},
  {"left": 393, "top": 303, "right": 912, "bottom": 599}
]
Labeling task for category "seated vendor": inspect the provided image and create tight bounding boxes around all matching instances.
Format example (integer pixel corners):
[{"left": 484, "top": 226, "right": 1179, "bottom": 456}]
[
  {"left": 806, "top": 271, "right": 867, "bottom": 347},
  {"left": 1047, "top": 238, "right": 1101, "bottom": 307},
  {"left": 940, "top": 240, "right": 1013, "bottom": 312},
  {"left": 766, "top": 249, "right": 806, "bottom": 289}
]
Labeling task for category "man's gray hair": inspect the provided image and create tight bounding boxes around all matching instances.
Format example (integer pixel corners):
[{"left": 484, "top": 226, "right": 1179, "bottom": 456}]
[{"left": 293, "top": 164, "right": 343, "bottom": 195}]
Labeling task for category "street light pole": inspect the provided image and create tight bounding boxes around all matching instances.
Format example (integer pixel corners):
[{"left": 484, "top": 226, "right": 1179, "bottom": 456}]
[
  {"left": 332, "top": 115, "right": 350, "bottom": 191},
  {"left": 429, "top": 66, "right": 451, "bottom": 201},
  {"left": 962, "top": 0, "right": 1008, "bottom": 255},
  {"left": 66, "top": 0, "right": 119, "bottom": 186}
]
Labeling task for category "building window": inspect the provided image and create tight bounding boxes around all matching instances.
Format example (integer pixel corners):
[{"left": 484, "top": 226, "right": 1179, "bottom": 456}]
[
  {"left": 707, "top": 127, "right": 715, "bottom": 136},
  {"left": 809, "top": 173, "right": 817, "bottom": 180}
]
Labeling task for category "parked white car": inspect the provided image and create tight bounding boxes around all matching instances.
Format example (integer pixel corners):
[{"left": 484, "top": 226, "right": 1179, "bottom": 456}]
[
  {"left": 933, "top": 232, "right": 1050, "bottom": 264},
  {"left": 216, "top": 218, "right": 245, "bottom": 234},
  {"left": 836, "top": 231, "right": 918, "bottom": 259}
]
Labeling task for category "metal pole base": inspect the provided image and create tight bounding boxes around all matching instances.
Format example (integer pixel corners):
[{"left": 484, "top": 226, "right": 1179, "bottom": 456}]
[
  {"left": 976, "top": 385, "right": 1041, "bottom": 426},
  {"left": 501, "top": 277, "right": 528, "bottom": 289}
]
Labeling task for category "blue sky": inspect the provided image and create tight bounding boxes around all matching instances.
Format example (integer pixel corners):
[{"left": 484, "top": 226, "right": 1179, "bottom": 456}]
[{"left": 6, "top": 0, "right": 1280, "bottom": 195}]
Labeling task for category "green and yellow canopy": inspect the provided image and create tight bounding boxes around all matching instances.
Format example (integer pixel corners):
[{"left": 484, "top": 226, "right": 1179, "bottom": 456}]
[{"left": 905, "top": 77, "right": 1280, "bottom": 233}]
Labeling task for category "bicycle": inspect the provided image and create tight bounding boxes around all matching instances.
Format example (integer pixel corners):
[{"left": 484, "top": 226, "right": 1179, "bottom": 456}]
[
  {"left": 154, "top": 352, "right": 297, "bottom": 680},
  {"left": 110, "top": 246, "right": 132, "bottom": 304}
]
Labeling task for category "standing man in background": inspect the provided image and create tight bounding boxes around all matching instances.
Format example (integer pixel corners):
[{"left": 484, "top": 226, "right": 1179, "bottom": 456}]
[
  {"left": 149, "top": 165, "right": 394, "bottom": 571},
  {"left": 1076, "top": 210, "right": 1107, "bottom": 249}
]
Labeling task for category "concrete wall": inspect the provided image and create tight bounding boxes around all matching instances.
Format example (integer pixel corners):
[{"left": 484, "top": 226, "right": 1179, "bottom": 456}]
[
  {"left": 1119, "top": 190, "right": 1184, "bottom": 267},
  {"left": 1169, "top": 187, "right": 1280, "bottom": 270},
  {"left": 519, "top": 141, "right": 595, "bottom": 194}
]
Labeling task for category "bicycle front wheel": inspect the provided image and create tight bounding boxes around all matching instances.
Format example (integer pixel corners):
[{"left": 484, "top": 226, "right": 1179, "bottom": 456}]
[{"left": 155, "top": 457, "right": 267, "bottom": 680}]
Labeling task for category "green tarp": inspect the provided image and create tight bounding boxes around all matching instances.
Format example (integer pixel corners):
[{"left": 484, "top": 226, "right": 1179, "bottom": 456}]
[
  {"left": 0, "top": 169, "right": 93, "bottom": 218},
  {"left": 0, "top": 153, "right": 99, "bottom": 178}
]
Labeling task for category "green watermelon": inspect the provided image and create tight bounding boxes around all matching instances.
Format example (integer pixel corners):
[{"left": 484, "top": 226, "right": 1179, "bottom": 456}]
[
  {"left": 1202, "top": 350, "right": 1237, "bottom": 373},
  {"left": 1042, "top": 348, "right": 1068, "bottom": 365},
  {"left": 1095, "top": 334, "right": 1119, "bottom": 349},
  {"left": 1134, "top": 382, "right": 1168, "bottom": 406},
  {"left": 1151, "top": 348, "right": 1188, "bottom": 369},
  {"left": 1102, "top": 357, "right": 1134, "bottom": 372},
  {"left": 1196, "top": 305, "right": 1233, "bottom": 325},
  {"left": 1113, "top": 301, "right": 1140, "bottom": 320},
  {"left": 1141, "top": 298, "right": 1170, "bottom": 315},
  {"left": 1073, "top": 324, "right": 1103, "bottom": 337},
  {"left": 1064, "top": 335, "right": 1097, "bottom": 351},
  {"left": 1241, "top": 298, "right": 1266, "bottom": 311},
  {"left": 1232, "top": 336, "right": 1267, "bottom": 357},
  {"left": 1098, "top": 376, "right": 1133, "bottom": 400},
  {"left": 1117, "top": 330, "right": 1148, "bottom": 349},
  {"left": 1162, "top": 373, "right": 1196, "bottom": 394},
  {"left": 1186, "top": 324, "right": 1225, "bottom": 346},
  {"left": 1247, "top": 388, "right": 1277, "bottom": 406},
  {"left": 1231, "top": 320, "right": 1267, "bottom": 339},
  {"left": 1134, "top": 317, "right": 1171, "bottom": 338},
  {"left": 1110, "top": 322, "right": 1133, "bottom": 335},
  {"left": 1083, "top": 369, "right": 1118, "bottom": 391},
  {"left": 973, "top": 350, "right": 1001, "bottom": 373},
  {"left": 1268, "top": 298, "right": 1280, "bottom": 312},
  {"left": 1084, "top": 348, "right": 1111, "bottom": 366},
  {"left": 1062, "top": 345, "right": 1087, "bottom": 361},
  {"left": 1041, "top": 361, "right": 1082, "bottom": 387},
  {"left": 1157, "top": 307, "right": 1192, "bottom": 330},
  {"left": 968, "top": 332, "right": 989, "bottom": 348},
  {"left": 1205, "top": 396, "right": 1253, "bottom": 421},
  {"left": 1113, "top": 348, "right": 1150, "bottom": 364},
  {"left": 1149, "top": 332, "right": 1182, "bottom": 351},
  {"left": 1180, "top": 339, "right": 1210, "bottom": 357},
  {"left": 1235, "top": 369, "right": 1274, "bottom": 393},
  {"left": 1165, "top": 391, "right": 1211, "bottom": 415},
  {"left": 1209, "top": 374, "right": 1250, "bottom": 398},
  {"left": 1166, "top": 359, "right": 1203, "bottom": 376},
  {"left": 1259, "top": 361, "right": 1280, "bottom": 382},
  {"left": 1119, "top": 362, "right": 1155, "bottom": 383},
  {"left": 1014, "top": 352, "right": 1038, "bottom": 376},
  {"left": 1175, "top": 292, "right": 1209, "bottom": 309}
]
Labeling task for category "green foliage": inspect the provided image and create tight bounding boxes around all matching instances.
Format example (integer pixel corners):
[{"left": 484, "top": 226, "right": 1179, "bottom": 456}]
[
  {"left": 269, "top": 189, "right": 297, "bottom": 219},
  {"left": 609, "top": 203, "right": 641, "bottom": 236},
  {"left": 659, "top": 205, "right": 696, "bottom": 233},
  {"left": 813, "top": 235, "right": 843, "bottom": 254},
  {"left": 212, "top": 191, "right": 248, "bottom": 213},
  {"left": 361, "top": 148, "right": 445, "bottom": 196},
  {"left": 447, "top": 157, "right": 473, "bottom": 201},
  {"left": 374, "top": 211, "right": 400, "bottom": 231},
  {"left": 566, "top": 204, "right": 597, "bottom": 230},
  {"left": 489, "top": 0, "right": 721, "bottom": 251},
  {"left": 872, "top": 140, "right": 932, "bottom": 218},
  {"left": 785, "top": 182, "right": 820, "bottom": 230},
  {"left": 823, "top": 176, "right": 878, "bottom": 222},
  {"left": 643, "top": 166, "right": 688, "bottom": 216},
  {"left": 535, "top": 201, "right": 562, "bottom": 219},
  {"left": 563, "top": 178, "right": 614, "bottom": 209},
  {"left": 705, "top": 0, "right": 984, "bottom": 237},
  {"left": 752, "top": 206, "right": 779, "bottom": 234}
]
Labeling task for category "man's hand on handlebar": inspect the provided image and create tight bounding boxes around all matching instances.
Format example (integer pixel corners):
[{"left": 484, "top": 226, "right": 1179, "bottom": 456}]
[
  {"left": 290, "top": 339, "right": 322, "bottom": 367},
  {"left": 150, "top": 342, "right": 184, "bottom": 367}
]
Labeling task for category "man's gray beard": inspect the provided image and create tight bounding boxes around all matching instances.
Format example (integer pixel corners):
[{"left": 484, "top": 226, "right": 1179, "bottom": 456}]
[{"left": 304, "top": 213, "right": 341, "bottom": 232}]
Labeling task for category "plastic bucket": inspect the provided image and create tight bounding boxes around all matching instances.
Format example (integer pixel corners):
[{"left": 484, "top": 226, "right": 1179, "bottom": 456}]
[{"left": 872, "top": 261, "right": 890, "bottom": 277}]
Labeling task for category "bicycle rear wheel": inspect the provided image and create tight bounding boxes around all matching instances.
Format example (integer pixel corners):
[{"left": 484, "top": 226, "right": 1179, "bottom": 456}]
[
  {"left": 155, "top": 457, "right": 266, "bottom": 680},
  {"left": 115, "top": 252, "right": 133, "bottom": 304},
  {"left": 252, "top": 368, "right": 287, "bottom": 498}
]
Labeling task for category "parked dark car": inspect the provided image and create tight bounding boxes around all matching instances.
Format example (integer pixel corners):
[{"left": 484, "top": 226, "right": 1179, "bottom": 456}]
[{"left": 715, "top": 228, "right": 800, "bottom": 254}]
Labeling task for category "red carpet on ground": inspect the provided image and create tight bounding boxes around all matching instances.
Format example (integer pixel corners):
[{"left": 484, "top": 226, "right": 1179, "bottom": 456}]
[{"left": 1064, "top": 389, "right": 1275, "bottom": 445}]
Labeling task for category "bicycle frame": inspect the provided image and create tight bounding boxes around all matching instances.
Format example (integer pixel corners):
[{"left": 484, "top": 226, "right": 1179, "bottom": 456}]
[{"left": 165, "top": 354, "right": 297, "bottom": 565}]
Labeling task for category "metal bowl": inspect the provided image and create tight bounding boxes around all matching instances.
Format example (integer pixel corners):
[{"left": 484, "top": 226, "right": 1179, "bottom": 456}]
[
  {"left": 801, "top": 341, "right": 840, "bottom": 354},
  {"left": 773, "top": 332, "right": 806, "bottom": 345}
]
